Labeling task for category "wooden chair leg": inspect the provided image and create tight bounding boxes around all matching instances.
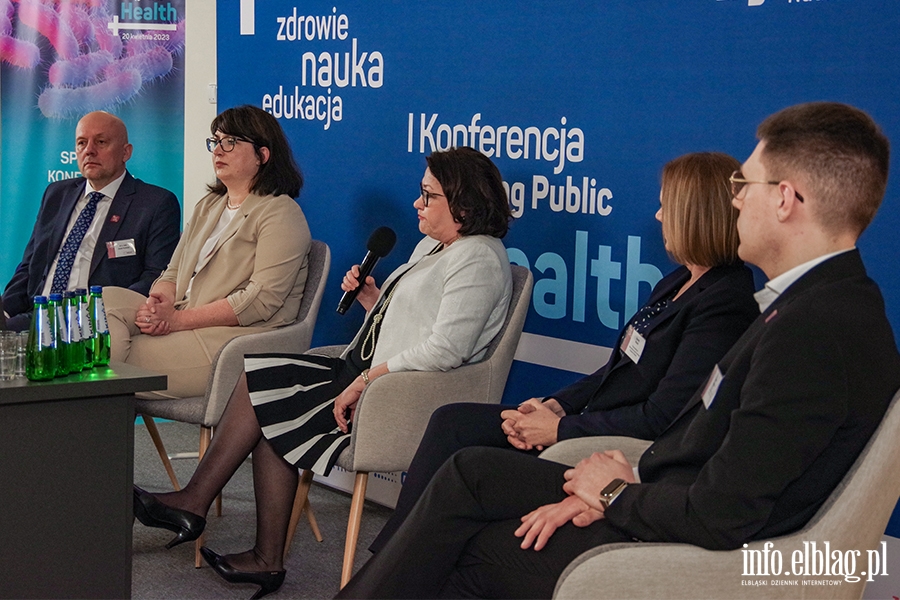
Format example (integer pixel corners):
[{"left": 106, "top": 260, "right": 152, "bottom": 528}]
[
  {"left": 141, "top": 415, "right": 181, "bottom": 490},
  {"left": 195, "top": 426, "right": 212, "bottom": 568},
  {"left": 305, "top": 497, "right": 323, "bottom": 543},
  {"left": 284, "top": 470, "right": 322, "bottom": 560},
  {"left": 340, "top": 472, "right": 369, "bottom": 588}
]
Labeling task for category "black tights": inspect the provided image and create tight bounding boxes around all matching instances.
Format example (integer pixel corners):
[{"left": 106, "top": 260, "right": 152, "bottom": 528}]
[{"left": 153, "top": 373, "right": 298, "bottom": 572}]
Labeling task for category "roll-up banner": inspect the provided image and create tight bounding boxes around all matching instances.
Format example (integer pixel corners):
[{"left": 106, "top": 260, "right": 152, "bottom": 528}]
[{"left": 0, "top": 0, "right": 186, "bottom": 280}]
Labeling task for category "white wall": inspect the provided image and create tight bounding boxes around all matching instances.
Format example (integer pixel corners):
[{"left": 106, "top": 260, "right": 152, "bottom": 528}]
[{"left": 182, "top": 1, "right": 217, "bottom": 224}]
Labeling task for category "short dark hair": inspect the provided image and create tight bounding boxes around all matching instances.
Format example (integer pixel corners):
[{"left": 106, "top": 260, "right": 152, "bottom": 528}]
[
  {"left": 425, "top": 147, "right": 511, "bottom": 238},
  {"left": 757, "top": 102, "right": 889, "bottom": 236},
  {"left": 207, "top": 105, "right": 304, "bottom": 199},
  {"left": 661, "top": 152, "right": 741, "bottom": 267}
]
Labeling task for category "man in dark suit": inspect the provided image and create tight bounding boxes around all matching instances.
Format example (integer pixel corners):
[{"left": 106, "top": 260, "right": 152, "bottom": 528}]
[
  {"left": 337, "top": 102, "right": 900, "bottom": 599},
  {"left": 2, "top": 111, "right": 180, "bottom": 331}
]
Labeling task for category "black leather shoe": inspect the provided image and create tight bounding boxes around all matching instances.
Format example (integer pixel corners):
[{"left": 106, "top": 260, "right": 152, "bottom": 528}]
[
  {"left": 133, "top": 486, "right": 206, "bottom": 549},
  {"left": 200, "top": 546, "right": 286, "bottom": 600}
]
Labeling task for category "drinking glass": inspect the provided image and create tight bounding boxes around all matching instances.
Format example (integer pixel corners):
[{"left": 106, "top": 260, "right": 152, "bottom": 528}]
[
  {"left": 16, "top": 331, "right": 29, "bottom": 378},
  {"left": 0, "top": 331, "right": 16, "bottom": 381}
]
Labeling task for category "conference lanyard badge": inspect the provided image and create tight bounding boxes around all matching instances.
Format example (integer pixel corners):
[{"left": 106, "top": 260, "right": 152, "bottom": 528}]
[
  {"left": 106, "top": 239, "right": 136, "bottom": 259},
  {"left": 701, "top": 365, "right": 724, "bottom": 409},
  {"left": 620, "top": 325, "right": 646, "bottom": 364}
]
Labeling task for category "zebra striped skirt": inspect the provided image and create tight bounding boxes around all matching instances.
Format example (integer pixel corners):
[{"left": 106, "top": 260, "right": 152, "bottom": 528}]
[{"left": 246, "top": 352, "right": 362, "bottom": 476}]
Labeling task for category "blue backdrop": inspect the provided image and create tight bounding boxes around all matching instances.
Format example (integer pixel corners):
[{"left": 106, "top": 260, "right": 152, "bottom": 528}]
[{"left": 215, "top": 0, "right": 900, "bottom": 544}]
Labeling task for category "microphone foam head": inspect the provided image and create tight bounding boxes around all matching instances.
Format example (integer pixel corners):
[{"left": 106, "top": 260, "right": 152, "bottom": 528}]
[{"left": 367, "top": 226, "right": 397, "bottom": 257}]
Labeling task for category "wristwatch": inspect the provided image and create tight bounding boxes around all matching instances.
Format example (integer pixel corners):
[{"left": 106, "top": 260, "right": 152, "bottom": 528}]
[{"left": 599, "top": 478, "right": 629, "bottom": 509}]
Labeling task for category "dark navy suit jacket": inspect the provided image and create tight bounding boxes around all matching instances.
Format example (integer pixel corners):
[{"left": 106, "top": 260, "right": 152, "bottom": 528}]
[
  {"left": 2, "top": 172, "right": 181, "bottom": 317},
  {"left": 554, "top": 262, "right": 758, "bottom": 441}
]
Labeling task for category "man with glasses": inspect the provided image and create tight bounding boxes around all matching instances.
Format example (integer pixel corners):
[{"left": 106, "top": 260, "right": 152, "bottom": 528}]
[
  {"left": 2, "top": 111, "right": 180, "bottom": 331},
  {"left": 338, "top": 102, "right": 900, "bottom": 599}
]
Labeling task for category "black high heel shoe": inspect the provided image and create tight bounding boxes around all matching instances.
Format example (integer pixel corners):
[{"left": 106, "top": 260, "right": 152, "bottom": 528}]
[
  {"left": 133, "top": 485, "right": 206, "bottom": 549},
  {"left": 200, "top": 546, "right": 286, "bottom": 600}
]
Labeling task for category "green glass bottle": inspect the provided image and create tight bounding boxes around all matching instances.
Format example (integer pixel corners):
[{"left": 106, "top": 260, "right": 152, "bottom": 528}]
[
  {"left": 26, "top": 296, "right": 57, "bottom": 381},
  {"left": 64, "top": 291, "right": 84, "bottom": 372},
  {"left": 76, "top": 288, "right": 94, "bottom": 369},
  {"left": 48, "top": 293, "right": 70, "bottom": 376},
  {"left": 89, "top": 286, "right": 111, "bottom": 366}
]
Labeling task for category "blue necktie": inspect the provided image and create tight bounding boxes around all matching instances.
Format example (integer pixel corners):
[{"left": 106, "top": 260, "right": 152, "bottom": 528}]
[{"left": 50, "top": 191, "right": 104, "bottom": 294}]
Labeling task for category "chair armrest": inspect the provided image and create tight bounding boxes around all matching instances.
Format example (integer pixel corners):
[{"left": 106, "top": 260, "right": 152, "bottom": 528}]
[
  {"left": 538, "top": 436, "right": 652, "bottom": 467},
  {"left": 202, "top": 322, "right": 320, "bottom": 426},
  {"left": 306, "top": 344, "right": 345, "bottom": 359},
  {"left": 341, "top": 362, "right": 494, "bottom": 473},
  {"left": 554, "top": 543, "right": 746, "bottom": 599}
]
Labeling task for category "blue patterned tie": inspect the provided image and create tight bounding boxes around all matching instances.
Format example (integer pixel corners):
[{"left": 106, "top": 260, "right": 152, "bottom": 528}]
[{"left": 50, "top": 191, "right": 104, "bottom": 294}]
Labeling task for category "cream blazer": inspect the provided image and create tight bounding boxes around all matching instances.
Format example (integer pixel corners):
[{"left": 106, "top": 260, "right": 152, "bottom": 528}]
[{"left": 155, "top": 191, "right": 310, "bottom": 349}]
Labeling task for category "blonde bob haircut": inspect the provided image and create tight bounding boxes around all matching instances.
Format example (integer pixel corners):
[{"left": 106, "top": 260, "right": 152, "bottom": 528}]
[{"left": 660, "top": 152, "right": 741, "bottom": 268}]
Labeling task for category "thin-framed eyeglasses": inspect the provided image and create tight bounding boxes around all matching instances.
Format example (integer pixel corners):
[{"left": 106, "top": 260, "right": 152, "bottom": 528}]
[
  {"left": 729, "top": 170, "right": 804, "bottom": 202},
  {"left": 206, "top": 136, "right": 253, "bottom": 153},
  {"left": 420, "top": 185, "right": 445, "bottom": 207}
]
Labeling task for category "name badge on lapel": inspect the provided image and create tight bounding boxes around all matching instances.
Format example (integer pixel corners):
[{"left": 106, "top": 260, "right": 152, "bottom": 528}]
[
  {"left": 620, "top": 325, "right": 646, "bottom": 364},
  {"left": 701, "top": 365, "right": 724, "bottom": 409},
  {"left": 106, "top": 239, "right": 136, "bottom": 259}
]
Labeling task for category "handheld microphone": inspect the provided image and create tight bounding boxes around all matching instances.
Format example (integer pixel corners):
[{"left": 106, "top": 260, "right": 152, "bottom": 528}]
[{"left": 336, "top": 226, "right": 397, "bottom": 314}]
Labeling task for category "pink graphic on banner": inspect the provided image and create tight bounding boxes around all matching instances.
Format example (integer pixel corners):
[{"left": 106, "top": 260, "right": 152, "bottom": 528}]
[
  {"left": 17, "top": 0, "right": 80, "bottom": 60},
  {"left": 48, "top": 49, "right": 114, "bottom": 86},
  {"left": 0, "top": 33, "right": 39, "bottom": 68},
  {"left": 38, "top": 67, "right": 141, "bottom": 119},
  {"left": 1, "top": 0, "right": 184, "bottom": 118},
  {"left": 104, "top": 45, "right": 172, "bottom": 81}
]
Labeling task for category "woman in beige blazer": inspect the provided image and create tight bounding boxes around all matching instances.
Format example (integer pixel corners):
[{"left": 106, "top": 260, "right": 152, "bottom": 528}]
[{"left": 105, "top": 105, "right": 311, "bottom": 398}]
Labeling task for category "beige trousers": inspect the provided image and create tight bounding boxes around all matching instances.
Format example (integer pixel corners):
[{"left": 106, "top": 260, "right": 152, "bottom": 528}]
[{"left": 104, "top": 287, "right": 269, "bottom": 399}]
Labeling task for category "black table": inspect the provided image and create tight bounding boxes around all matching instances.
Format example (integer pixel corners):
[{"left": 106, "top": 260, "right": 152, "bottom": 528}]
[{"left": 0, "top": 363, "right": 165, "bottom": 599}]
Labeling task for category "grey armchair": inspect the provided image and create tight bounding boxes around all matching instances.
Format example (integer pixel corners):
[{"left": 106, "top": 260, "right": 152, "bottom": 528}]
[
  {"left": 135, "top": 239, "right": 331, "bottom": 566},
  {"left": 283, "top": 265, "right": 534, "bottom": 586},
  {"left": 541, "top": 390, "right": 900, "bottom": 600}
]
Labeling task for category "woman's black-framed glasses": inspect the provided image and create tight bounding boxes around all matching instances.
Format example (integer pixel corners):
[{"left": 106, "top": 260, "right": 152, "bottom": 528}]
[
  {"left": 420, "top": 185, "right": 445, "bottom": 207},
  {"left": 206, "top": 136, "right": 252, "bottom": 153}
]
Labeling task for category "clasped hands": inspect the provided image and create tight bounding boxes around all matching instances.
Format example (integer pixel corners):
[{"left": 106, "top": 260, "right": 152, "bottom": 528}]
[
  {"left": 135, "top": 291, "right": 178, "bottom": 336},
  {"left": 514, "top": 449, "right": 635, "bottom": 552},
  {"left": 500, "top": 397, "right": 565, "bottom": 451}
]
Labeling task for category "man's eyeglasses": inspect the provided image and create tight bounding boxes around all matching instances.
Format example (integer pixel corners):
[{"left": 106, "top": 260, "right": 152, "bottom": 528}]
[
  {"left": 420, "top": 186, "right": 445, "bottom": 207},
  {"left": 729, "top": 171, "right": 804, "bottom": 202},
  {"left": 206, "top": 136, "right": 253, "bottom": 153}
]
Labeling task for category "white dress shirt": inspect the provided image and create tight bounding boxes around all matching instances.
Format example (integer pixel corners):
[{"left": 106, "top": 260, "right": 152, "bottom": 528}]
[
  {"left": 753, "top": 248, "right": 853, "bottom": 313},
  {"left": 42, "top": 172, "right": 127, "bottom": 296}
]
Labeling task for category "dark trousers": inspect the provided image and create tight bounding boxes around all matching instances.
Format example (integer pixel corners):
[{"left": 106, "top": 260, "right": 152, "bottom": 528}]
[
  {"left": 338, "top": 447, "right": 632, "bottom": 599},
  {"left": 371, "top": 403, "right": 540, "bottom": 553},
  {"left": 6, "top": 312, "right": 30, "bottom": 332}
]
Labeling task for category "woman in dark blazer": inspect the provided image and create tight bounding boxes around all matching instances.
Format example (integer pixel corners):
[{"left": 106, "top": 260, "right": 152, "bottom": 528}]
[{"left": 370, "top": 151, "right": 760, "bottom": 552}]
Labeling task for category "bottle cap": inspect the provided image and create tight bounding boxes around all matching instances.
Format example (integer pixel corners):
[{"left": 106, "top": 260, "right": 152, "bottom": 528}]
[
  {"left": 63, "top": 291, "right": 76, "bottom": 298},
  {"left": 75, "top": 288, "right": 87, "bottom": 295},
  {"left": 89, "top": 286, "right": 103, "bottom": 294},
  {"left": 49, "top": 293, "right": 63, "bottom": 301},
  {"left": 34, "top": 296, "right": 48, "bottom": 304}
]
